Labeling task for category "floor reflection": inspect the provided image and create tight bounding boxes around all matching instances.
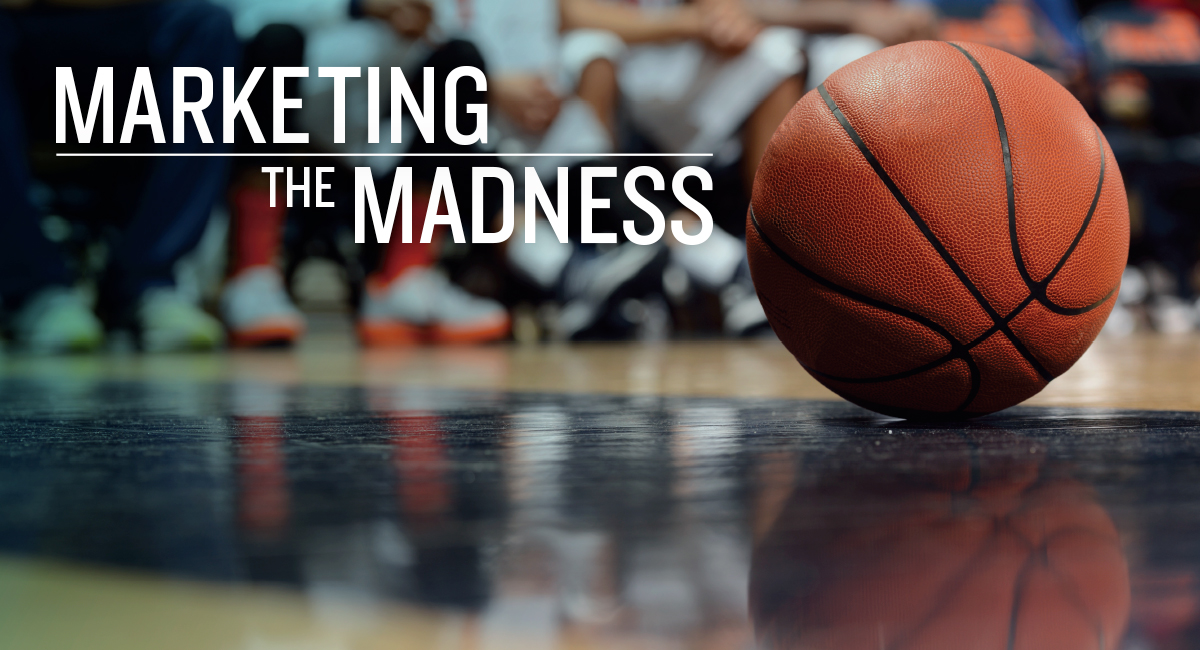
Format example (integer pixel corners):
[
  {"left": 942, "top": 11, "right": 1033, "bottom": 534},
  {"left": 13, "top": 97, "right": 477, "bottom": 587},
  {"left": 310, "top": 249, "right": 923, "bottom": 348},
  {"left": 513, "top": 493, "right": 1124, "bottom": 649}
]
[
  {"left": 0, "top": 378, "right": 1199, "bottom": 649},
  {"left": 751, "top": 430, "right": 1129, "bottom": 649}
]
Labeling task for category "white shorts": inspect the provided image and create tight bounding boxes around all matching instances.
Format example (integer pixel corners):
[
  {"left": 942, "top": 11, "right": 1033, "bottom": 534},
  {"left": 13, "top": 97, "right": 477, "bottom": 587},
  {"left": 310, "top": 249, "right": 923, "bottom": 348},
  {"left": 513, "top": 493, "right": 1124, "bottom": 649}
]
[
  {"left": 617, "top": 28, "right": 883, "bottom": 156},
  {"left": 299, "top": 20, "right": 427, "bottom": 174},
  {"left": 618, "top": 26, "right": 805, "bottom": 155}
]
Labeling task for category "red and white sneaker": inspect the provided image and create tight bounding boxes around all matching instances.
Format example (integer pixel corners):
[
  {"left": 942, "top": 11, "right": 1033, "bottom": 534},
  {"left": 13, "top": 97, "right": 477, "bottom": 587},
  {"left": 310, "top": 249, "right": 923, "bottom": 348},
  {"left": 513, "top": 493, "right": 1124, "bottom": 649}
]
[
  {"left": 357, "top": 267, "right": 510, "bottom": 346},
  {"left": 219, "top": 267, "right": 306, "bottom": 347}
]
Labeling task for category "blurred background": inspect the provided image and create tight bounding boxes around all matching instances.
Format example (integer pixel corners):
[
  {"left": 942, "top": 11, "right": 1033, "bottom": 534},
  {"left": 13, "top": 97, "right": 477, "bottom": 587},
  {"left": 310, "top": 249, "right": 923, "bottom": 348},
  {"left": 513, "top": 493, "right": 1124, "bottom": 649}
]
[
  {"left": 5, "top": 3, "right": 1200, "bottom": 649},
  {"left": 3, "top": 0, "right": 1198, "bottom": 354}
]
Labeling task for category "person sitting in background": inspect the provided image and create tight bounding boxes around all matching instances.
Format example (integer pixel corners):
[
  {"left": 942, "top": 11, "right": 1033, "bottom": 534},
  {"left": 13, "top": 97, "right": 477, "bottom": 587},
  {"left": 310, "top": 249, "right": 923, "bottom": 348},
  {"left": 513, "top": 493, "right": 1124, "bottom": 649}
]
[
  {"left": 561, "top": 0, "right": 935, "bottom": 178},
  {"left": 0, "top": 0, "right": 236, "bottom": 353},
  {"left": 213, "top": 0, "right": 511, "bottom": 346},
  {"left": 561, "top": 0, "right": 804, "bottom": 197},
  {"left": 422, "top": 0, "right": 778, "bottom": 339},
  {"left": 555, "top": 0, "right": 925, "bottom": 337},
  {"left": 422, "top": 0, "right": 684, "bottom": 340}
]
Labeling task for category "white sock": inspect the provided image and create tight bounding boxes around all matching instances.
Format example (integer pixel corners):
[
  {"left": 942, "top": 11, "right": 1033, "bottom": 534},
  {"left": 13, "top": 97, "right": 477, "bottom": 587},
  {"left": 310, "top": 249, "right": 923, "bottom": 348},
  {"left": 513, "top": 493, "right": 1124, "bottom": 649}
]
[
  {"left": 509, "top": 219, "right": 574, "bottom": 290},
  {"left": 670, "top": 225, "right": 744, "bottom": 289}
]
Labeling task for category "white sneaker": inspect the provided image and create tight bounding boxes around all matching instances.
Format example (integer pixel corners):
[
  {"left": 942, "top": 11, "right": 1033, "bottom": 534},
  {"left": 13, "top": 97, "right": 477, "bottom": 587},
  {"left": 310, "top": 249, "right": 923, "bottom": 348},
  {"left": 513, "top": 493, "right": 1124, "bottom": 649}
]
[
  {"left": 220, "top": 267, "right": 305, "bottom": 347},
  {"left": 137, "top": 288, "right": 225, "bottom": 352},
  {"left": 9, "top": 287, "right": 104, "bottom": 353},
  {"left": 721, "top": 283, "right": 772, "bottom": 338},
  {"left": 1100, "top": 303, "right": 1137, "bottom": 338},
  {"left": 1149, "top": 295, "right": 1195, "bottom": 335},
  {"left": 358, "top": 267, "right": 510, "bottom": 345},
  {"left": 556, "top": 242, "right": 668, "bottom": 340}
]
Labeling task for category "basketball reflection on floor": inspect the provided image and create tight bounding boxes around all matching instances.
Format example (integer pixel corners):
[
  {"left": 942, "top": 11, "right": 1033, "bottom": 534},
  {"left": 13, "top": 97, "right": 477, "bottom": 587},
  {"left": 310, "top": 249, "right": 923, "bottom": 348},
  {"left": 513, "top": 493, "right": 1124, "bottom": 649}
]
[
  {"left": 2, "top": 378, "right": 1200, "bottom": 648},
  {"left": 752, "top": 430, "right": 1130, "bottom": 649}
]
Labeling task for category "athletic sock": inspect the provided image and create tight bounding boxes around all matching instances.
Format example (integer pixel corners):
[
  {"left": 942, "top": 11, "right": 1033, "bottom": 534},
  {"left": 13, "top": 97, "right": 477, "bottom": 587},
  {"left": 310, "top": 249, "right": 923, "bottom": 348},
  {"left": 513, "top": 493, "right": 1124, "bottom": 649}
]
[
  {"left": 373, "top": 193, "right": 433, "bottom": 286},
  {"left": 230, "top": 186, "right": 285, "bottom": 275},
  {"left": 670, "top": 224, "right": 745, "bottom": 289}
]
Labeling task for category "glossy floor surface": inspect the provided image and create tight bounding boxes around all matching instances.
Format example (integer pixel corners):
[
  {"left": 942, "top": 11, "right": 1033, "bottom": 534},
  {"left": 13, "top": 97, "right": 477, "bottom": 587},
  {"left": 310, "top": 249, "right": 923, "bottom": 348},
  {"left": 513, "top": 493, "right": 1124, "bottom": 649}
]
[
  {"left": 2, "top": 334, "right": 1200, "bottom": 649},
  {"left": 4, "top": 324, "right": 1200, "bottom": 411}
]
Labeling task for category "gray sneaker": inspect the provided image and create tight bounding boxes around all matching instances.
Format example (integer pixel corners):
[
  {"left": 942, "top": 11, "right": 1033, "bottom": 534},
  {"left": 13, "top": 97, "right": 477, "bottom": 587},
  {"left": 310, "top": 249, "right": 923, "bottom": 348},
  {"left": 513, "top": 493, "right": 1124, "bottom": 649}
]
[
  {"left": 9, "top": 287, "right": 104, "bottom": 353},
  {"left": 137, "top": 288, "right": 225, "bottom": 352},
  {"left": 220, "top": 267, "right": 306, "bottom": 347},
  {"left": 556, "top": 243, "right": 669, "bottom": 340},
  {"left": 721, "top": 263, "right": 773, "bottom": 339}
]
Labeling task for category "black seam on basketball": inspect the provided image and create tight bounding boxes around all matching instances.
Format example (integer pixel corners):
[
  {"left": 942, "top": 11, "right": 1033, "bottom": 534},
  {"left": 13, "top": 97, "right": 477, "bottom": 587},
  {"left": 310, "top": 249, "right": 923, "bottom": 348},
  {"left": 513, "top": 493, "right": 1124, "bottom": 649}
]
[
  {"left": 750, "top": 207, "right": 965, "bottom": 350},
  {"left": 801, "top": 354, "right": 959, "bottom": 384},
  {"left": 1044, "top": 285, "right": 1118, "bottom": 316},
  {"left": 1040, "top": 553, "right": 1116, "bottom": 647},
  {"left": 962, "top": 280, "right": 1114, "bottom": 358},
  {"left": 946, "top": 43, "right": 1032, "bottom": 292},
  {"left": 950, "top": 46, "right": 1118, "bottom": 327},
  {"left": 951, "top": 43, "right": 1107, "bottom": 307},
  {"left": 750, "top": 207, "right": 980, "bottom": 413},
  {"left": 966, "top": 295, "right": 1037, "bottom": 349},
  {"left": 1006, "top": 536, "right": 1040, "bottom": 650},
  {"left": 1037, "top": 128, "right": 1114, "bottom": 314},
  {"left": 805, "top": 346, "right": 979, "bottom": 411},
  {"left": 816, "top": 84, "right": 1054, "bottom": 384},
  {"left": 959, "top": 354, "right": 982, "bottom": 411},
  {"left": 888, "top": 532, "right": 1008, "bottom": 645}
]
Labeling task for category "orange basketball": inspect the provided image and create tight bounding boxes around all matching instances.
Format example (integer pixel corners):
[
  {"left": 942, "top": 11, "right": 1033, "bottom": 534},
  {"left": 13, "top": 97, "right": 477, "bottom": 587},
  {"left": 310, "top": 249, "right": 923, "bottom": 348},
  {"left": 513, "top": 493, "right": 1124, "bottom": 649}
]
[{"left": 747, "top": 41, "right": 1129, "bottom": 418}]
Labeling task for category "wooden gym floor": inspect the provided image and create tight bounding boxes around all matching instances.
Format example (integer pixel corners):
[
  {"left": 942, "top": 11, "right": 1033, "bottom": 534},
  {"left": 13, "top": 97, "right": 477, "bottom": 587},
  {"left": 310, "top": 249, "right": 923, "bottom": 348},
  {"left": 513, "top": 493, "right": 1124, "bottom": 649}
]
[
  {"left": 2, "top": 326, "right": 1200, "bottom": 649},
  {"left": 5, "top": 317, "right": 1200, "bottom": 411}
]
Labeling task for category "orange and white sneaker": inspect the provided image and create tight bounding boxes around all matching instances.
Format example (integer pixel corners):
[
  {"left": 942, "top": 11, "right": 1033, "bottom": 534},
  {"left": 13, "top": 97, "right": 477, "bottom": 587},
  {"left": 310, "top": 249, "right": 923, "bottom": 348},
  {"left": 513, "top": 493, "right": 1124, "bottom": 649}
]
[
  {"left": 219, "top": 267, "right": 306, "bottom": 347},
  {"left": 357, "top": 267, "right": 510, "bottom": 346}
]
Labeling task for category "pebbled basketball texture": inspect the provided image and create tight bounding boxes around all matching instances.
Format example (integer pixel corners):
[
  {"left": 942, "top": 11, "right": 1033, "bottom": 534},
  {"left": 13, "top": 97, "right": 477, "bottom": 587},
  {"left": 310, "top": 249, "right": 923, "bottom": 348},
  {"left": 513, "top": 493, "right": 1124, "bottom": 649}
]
[{"left": 747, "top": 41, "right": 1129, "bottom": 418}]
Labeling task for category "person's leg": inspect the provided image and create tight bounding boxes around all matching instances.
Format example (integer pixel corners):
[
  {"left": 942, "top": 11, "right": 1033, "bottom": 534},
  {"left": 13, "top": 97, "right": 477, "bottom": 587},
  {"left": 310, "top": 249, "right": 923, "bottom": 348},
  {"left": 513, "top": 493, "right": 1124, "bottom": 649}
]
[
  {"left": 54, "top": 0, "right": 238, "bottom": 351},
  {"left": 362, "top": 38, "right": 462, "bottom": 292},
  {"left": 221, "top": 23, "right": 307, "bottom": 347},
  {"left": 741, "top": 76, "right": 802, "bottom": 191},
  {"left": 230, "top": 23, "right": 306, "bottom": 277},
  {"left": 0, "top": 10, "right": 72, "bottom": 307},
  {"left": 560, "top": 29, "right": 626, "bottom": 143},
  {"left": 372, "top": 192, "right": 434, "bottom": 284},
  {"left": 372, "top": 38, "right": 487, "bottom": 289},
  {"left": 0, "top": 9, "right": 104, "bottom": 351},
  {"left": 360, "top": 39, "right": 509, "bottom": 345},
  {"left": 101, "top": 0, "right": 238, "bottom": 315},
  {"left": 220, "top": 185, "right": 307, "bottom": 346},
  {"left": 575, "top": 58, "right": 619, "bottom": 140}
]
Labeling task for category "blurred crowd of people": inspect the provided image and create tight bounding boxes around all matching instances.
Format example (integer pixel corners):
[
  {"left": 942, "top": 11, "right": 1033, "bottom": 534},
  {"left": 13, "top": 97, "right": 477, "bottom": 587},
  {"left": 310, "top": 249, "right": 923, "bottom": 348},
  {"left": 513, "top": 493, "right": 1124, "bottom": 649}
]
[{"left": 1, "top": 0, "right": 1198, "bottom": 353}]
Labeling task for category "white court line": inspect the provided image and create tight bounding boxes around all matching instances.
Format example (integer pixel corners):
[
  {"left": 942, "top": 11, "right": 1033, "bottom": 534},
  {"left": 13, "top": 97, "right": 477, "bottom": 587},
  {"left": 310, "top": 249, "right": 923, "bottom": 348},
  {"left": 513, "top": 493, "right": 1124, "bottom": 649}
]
[{"left": 55, "top": 152, "right": 713, "bottom": 158}]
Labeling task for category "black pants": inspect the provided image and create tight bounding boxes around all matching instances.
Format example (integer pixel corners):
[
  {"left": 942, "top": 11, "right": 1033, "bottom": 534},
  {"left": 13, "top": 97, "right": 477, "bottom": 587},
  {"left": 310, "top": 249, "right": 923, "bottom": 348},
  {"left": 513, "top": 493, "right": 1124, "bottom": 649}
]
[{"left": 0, "top": 1, "right": 238, "bottom": 310}]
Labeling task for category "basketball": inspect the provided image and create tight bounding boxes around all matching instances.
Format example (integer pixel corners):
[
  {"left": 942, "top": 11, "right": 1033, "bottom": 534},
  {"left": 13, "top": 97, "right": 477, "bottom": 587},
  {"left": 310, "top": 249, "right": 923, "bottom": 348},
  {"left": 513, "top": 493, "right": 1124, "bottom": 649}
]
[{"left": 747, "top": 41, "right": 1130, "bottom": 418}]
